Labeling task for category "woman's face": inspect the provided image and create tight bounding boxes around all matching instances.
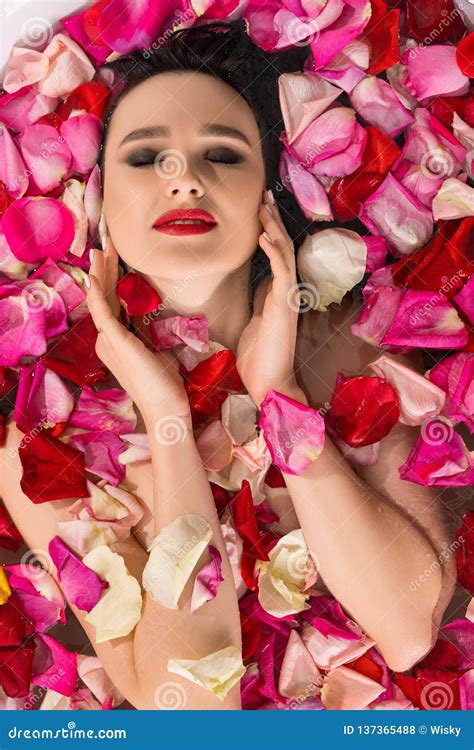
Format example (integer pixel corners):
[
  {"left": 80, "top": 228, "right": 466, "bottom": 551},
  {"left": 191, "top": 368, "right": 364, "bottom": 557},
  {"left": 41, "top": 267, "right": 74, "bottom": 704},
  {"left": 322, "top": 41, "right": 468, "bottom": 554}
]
[{"left": 102, "top": 70, "right": 267, "bottom": 281}]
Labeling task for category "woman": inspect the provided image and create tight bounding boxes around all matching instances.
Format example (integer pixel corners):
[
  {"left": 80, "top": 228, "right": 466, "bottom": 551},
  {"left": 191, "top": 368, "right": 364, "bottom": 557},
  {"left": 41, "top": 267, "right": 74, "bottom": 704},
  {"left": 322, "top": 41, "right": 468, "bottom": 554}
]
[{"left": 0, "top": 20, "right": 457, "bottom": 710}]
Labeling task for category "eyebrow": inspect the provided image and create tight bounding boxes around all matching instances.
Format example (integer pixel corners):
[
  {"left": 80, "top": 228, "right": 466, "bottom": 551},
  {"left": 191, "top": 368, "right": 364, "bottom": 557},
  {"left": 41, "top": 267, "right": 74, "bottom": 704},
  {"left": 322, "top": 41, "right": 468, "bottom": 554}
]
[{"left": 118, "top": 123, "right": 252, "bottom": 149}]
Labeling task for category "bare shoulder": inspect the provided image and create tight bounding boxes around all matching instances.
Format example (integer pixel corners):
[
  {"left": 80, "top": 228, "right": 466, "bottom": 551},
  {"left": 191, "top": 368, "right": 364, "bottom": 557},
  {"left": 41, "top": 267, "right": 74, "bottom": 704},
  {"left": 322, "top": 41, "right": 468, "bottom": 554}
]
[{"left": 295, "top": 292, "right": 424, "bottom": 405}]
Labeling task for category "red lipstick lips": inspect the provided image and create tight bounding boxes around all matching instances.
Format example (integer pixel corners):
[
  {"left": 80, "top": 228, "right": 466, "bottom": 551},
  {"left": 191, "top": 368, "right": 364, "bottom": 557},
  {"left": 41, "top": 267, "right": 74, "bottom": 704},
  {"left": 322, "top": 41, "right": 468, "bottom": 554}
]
[{"left": 153, "top": 208, "right": 217, "bottom": 235}]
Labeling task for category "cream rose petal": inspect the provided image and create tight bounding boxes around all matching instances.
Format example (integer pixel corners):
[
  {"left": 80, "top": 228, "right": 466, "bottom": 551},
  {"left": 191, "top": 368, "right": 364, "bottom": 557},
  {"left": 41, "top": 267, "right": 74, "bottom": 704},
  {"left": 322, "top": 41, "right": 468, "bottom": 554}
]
[
  {"left": 167, "top": 645, "right": 245, "bottom": 700},
  {"left": 142, "top": 514, "right": 212, "bottom": 609},
  {"left": 83, "top": 546, "right": 142, "bottom": 643},
  {"left": 257, "top": 529, "right": 318, "bottom": 617}
]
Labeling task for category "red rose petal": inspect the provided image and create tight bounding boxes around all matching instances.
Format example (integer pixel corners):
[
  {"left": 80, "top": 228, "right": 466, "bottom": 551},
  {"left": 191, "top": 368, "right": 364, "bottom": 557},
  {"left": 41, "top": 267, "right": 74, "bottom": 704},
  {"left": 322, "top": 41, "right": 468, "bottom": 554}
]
[
  {"left": 456, "top": 33, "right": 474, "bottom": 78},
  {"left": 19, "top": 430, "right": 89, "bottom": 504},
  {"left": 0, "top": 644, "right": 36, "bottom": 698},
  {"left": 0, "top": 593, "right": 35, "bottom": 646},
  {"left": 231, "top": 480, "right": 269, "bottom": 563},
  {"left": 117, "top": 273, "right": 161, "bottom": 316},
  {"left": 0, "top": 504, "right": 24, "bottom": 552},
  {"left": 327, "top": 374, "right": 400, "bottom": 447}
]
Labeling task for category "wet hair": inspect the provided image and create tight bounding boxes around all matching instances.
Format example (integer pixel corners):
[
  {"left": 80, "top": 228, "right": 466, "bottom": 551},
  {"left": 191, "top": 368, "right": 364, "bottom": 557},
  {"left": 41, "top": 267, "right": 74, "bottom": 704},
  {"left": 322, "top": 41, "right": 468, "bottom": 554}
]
[{"left": 97, "top": 19, "right": 311, "bottom": 304}]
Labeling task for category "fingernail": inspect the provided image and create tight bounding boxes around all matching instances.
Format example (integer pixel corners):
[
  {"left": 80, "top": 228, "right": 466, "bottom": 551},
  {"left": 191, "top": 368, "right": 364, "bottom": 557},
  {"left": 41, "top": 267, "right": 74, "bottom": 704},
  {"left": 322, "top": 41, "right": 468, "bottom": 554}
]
[
  {"left": 90, "top": 248, "right": 95, "bottom": 264},
  {"left": 267, "top": 189, "right": 275, "bottom": 205},
  {"left": 84, "top": 274, "right": 91, "bottom": 289},
  {"left": 265, "top": 203, "right": 273, "bottom": 216},
  {"left": 263, "top": 231, "right": 272, "bottom": 243}
]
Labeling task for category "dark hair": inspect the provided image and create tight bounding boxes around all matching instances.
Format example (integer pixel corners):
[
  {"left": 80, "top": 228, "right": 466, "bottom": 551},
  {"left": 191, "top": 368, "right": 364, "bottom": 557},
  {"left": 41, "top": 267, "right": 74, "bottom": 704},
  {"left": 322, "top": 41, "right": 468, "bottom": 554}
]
[{"left": 97, "top": 19, "right": 311, "bottom": 304}]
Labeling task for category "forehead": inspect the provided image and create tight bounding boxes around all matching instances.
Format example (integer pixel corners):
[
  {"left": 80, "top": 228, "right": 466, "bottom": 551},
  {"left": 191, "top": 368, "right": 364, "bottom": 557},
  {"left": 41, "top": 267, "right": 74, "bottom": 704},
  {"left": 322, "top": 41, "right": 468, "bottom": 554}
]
[{"left": 105, "top": 70, "right": 261, "bottom": 148}]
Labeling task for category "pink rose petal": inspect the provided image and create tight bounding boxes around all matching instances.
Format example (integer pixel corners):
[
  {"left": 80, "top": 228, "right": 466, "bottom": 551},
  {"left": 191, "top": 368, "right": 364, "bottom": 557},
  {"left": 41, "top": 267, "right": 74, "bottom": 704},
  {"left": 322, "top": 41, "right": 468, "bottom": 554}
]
[
  {"left": 401, "top": 46, "right": 469, "bottom": 104},
  {"left": 17, "top": 124, "right": 72, "bottom": 193},
  {"left": 69, "top": 385, "right": 137, "bottom": 434},
  {"left": 48, "top": 536, "right": 109, "bottom": 612},
  {"left": 59, "top": 114, "right": 103, "bottom": 174},
  {"left": 31, "top": 634, "right": 78, "bottom": 698},
  {"left": 258, "top": 390, "right": 325, "bottom": 475},
  {"left": 359, "top": 172, "right": 434, "bottom": 256},
  {"left": 278, "top": 72, "right": 342, "bottom": 144},
  {"left": 369, "top": 354, "right": 446, "bottom": 426},
  {"left": 190, "top": 545, "right": 224, "bottom": 613},
  {"left": 150, "top": 314, "right": 209, "bottom": 352},
  {"left": 428, "top": 353, "right": 474, "bottom": 432},
  {"left": 381, "top": 290, "right": 468, "bottom": 349},
  {"left": 351, "top": 76, "right": 414, "bottom": 138},
  {"left": 2, "top": 197, "right": 75, "bottom": 263},
  {"left": 320, "top": 665, "right": 385, "bottom": 709},
  {"left": 0, "top": 122, "right": 28, "bottom": 198}
]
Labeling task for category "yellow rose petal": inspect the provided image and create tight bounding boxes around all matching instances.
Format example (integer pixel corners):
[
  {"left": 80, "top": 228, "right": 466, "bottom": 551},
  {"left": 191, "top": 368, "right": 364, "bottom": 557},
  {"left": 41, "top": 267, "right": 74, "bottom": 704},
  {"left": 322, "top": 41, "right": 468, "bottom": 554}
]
[
  {"left": 168, "top": 645, "right": 245, "bottom": 700},
  {"left": 0, "top": 568, "right": 11, "bottom": 605}
]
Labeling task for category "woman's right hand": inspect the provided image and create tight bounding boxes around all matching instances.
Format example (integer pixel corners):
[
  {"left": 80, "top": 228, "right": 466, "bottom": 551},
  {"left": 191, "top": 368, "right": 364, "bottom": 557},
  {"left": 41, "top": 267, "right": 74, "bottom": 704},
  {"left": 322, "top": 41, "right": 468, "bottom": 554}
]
[{"left": 86, "top": 236, "right": 191, "bottom": 419}]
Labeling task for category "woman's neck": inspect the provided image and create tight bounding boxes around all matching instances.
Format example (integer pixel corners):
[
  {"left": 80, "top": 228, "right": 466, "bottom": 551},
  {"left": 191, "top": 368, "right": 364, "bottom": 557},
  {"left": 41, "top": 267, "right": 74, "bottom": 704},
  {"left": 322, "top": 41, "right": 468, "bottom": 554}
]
[{"left": 130, "top": 261, "right": 253, "bottom": 353}]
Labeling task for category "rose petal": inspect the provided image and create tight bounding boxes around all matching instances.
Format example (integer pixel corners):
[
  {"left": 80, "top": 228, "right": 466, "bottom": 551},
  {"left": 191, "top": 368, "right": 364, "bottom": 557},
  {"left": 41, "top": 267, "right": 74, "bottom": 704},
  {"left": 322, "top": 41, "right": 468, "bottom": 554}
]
[
  {"left": 49, "top": 536, "right": 109, "bottom": 613},
  {"left": 83, "top": 545, "right": 142, "bottom": 643},
  {"left": 167, "top": 645, "right": 245, "bottom": 700},
  {"left": 258, "top": 390, "right": 325, "bottom": 475},
  {"left": 190, "top": 545, "right": 224, "bottom": 613},
  {"left": 142, "top": 514, "right": 212, "bottom": 609}
]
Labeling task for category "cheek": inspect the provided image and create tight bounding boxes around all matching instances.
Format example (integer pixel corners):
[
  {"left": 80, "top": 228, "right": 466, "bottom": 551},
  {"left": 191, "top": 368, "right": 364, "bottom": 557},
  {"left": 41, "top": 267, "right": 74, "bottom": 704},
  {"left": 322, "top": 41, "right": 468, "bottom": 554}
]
[{"left": 103, "top": 171, "right": 149, "bottom": 233}]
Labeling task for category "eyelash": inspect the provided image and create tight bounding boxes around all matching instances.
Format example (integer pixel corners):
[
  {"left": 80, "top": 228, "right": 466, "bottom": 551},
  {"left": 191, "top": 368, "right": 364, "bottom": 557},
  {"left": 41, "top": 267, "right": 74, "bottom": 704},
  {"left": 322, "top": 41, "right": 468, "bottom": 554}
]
[{"left": 126, "top": 148, "right": 244, "bottom": 168}]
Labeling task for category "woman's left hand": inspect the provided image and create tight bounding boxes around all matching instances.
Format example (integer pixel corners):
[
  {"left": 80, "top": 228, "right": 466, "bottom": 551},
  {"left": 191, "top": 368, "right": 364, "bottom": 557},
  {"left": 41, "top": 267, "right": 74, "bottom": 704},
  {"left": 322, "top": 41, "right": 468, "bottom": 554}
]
[{"left": 236, "top": 189, "right": 306, "bottom": 409}]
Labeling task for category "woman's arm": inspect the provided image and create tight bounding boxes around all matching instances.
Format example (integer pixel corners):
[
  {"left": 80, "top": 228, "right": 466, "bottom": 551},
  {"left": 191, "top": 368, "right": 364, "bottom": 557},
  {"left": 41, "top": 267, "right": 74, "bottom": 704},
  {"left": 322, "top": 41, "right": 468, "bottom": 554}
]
[
  {"left": 280, "top": 391, "right": 454, "bottom": 672},
  {"left": 130, "top": 404, "right": 243, "bottom": 709},
  {"left": 0, "top": 412, "right": 242, "bottom": 710}
]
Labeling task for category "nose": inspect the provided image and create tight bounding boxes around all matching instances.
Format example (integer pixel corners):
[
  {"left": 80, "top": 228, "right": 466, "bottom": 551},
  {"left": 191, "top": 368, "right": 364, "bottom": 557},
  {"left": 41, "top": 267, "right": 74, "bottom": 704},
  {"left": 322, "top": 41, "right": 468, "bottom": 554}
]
[{"left": 159, "top": 152, "right": 205, "bottom": 199}]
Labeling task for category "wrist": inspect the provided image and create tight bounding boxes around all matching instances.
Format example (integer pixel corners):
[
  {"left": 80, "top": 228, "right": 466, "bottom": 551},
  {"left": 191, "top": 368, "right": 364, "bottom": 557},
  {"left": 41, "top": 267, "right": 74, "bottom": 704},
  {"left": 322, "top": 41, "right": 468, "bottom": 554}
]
[
  {"left": 141, "top": 403, "right": 194, "bottom": 434},
  {"left": 253, "top": 382, "right": 308, "bottom": 410},
  {"left": 258, "top": 389, "right": 325, "bottom": 476}
]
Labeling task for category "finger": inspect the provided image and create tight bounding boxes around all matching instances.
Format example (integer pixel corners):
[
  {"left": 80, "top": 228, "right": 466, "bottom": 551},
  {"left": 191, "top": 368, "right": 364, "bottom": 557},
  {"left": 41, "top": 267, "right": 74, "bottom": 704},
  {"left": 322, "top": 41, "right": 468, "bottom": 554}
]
[
  {"left": 87, "top": 272, "right": 139, "bottom": 354},
  {"left": 259, "top": 204, "right": 295, "bottom": 266},
  {"left": 90, "top": 247, "right": 106, "bottom": 292},
  {"left": 261, "top": 193, "right": 295, "bottom": 263},
  {"left": 258, "top": 234, "right": 295, "bottom": 303},
  {"left": 104, "top": 236, "right": 121, "bottom": 318}
]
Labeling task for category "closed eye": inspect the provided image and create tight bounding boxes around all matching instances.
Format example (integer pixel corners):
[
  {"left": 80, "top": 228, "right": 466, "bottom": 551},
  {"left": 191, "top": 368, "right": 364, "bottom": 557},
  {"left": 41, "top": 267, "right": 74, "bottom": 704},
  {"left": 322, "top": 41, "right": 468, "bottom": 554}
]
[{"left": 125, "top": 148, "right": 244, "bottom": 168}]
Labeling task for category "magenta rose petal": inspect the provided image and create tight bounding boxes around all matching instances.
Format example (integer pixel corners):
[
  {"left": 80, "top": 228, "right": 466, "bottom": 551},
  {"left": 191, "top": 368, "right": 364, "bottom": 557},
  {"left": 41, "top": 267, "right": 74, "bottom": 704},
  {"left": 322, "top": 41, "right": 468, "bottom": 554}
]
[
  {"left": 48, "top": 536, "right": 109, "bottom": 612},
  {"left": 2, "top": 197, "right": 75, "bottom": 263}
]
